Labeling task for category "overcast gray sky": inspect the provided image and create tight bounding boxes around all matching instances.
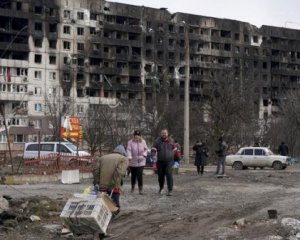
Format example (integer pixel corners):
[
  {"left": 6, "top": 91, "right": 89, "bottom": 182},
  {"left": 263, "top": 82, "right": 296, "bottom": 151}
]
[{"left": 110, "top": 0, "right": 300, "bottom": 29}]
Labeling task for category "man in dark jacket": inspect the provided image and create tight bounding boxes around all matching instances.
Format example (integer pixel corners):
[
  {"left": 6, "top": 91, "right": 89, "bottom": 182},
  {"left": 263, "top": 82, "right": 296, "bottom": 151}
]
[
  {"left": 215, "top": 137, "right": 227, "bottom": 175},
  {"left": 152, "top": 129, "right": 176, "bottom": 196},
  {"left": 278, "top": 142, "right": 289, "bottom": 156}
]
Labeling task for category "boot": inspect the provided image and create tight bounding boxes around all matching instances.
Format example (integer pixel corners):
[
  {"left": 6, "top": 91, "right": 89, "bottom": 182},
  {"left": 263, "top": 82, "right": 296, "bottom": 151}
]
[
  {"left": 131, "top": 185, "right": 135, "bottom": 193},
  {"left": 138, "top": 186, "right": 144, "bottom": 195}
]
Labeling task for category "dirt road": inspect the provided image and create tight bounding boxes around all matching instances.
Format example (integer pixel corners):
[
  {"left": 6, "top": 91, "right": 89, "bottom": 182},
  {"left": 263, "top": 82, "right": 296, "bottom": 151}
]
[{"left": 1, "top": 166, "right": 300, "bottom": 239}]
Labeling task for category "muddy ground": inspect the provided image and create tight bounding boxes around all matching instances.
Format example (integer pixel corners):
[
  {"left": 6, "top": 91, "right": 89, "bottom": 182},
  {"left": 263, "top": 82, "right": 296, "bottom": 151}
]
[{"left": 1, "top": 165, "right": 300, "bottom": 240}]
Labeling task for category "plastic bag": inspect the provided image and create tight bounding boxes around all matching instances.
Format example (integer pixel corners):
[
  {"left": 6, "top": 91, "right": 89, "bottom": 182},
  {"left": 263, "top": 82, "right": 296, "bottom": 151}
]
[{"left": 153, "top": 162, "right": 157, "bottom": 174}]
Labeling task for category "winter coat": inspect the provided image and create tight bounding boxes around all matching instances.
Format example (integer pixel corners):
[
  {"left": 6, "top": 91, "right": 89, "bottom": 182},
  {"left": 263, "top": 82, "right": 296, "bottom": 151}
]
[
  {"left": 93, "top": 153, "right": 128, "bottom": 189},
  {"left": 127, "top": 139, "right": 148, "bottom": 167},
  {"left": 216, "top": 140, "right": 227, "bottom": 157},
  {"left": 278, "top": 143, "right": 289, "bottom": 156},
  {"left": 193, "top": 143, "right": 209, "bottom": 166},
  {"left": 152, "top": 137, "right": 176, "bottom": 162}
]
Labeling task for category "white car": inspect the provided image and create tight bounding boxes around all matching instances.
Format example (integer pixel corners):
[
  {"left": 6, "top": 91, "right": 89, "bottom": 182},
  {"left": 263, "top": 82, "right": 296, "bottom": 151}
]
[{"left": 226, "top": 147, "right": 290, "bottom": 170}]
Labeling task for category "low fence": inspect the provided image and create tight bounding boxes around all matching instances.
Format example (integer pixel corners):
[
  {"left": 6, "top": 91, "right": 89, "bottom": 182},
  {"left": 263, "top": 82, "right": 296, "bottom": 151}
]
[{"left": 22, "top": 153, "right": 96, "bottom": 175}]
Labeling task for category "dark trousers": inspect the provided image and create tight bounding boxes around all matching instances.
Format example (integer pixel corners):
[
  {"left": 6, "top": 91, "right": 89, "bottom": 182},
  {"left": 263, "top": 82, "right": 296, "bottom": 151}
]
[
  {"left": 130, "top": 166, "right": 144, "bottom": 189},
  {"left": 197, "top": 165, "right": 204, "bottom": 174},
  {"left": 216, "top": 156, "right": 225, "bottom": 174},
  {"left": 157, "top": 161, "right": 173, "bottom": 191}
]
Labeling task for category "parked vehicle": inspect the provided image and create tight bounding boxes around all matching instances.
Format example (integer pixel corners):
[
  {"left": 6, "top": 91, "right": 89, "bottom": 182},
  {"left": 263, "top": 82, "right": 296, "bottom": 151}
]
[
  {"left": 23, "top": 142, "right": 90, "bottom": 160},
  {"left": 226, "top": 147, "right": 290, "bottom": 170}
]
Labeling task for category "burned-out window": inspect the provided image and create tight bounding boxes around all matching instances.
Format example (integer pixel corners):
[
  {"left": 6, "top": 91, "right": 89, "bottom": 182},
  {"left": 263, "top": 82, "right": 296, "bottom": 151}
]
[
  {"left": 90, "top": 27, "right": 96, "bottom": 35},
  {"left": 77, "top": 12, "right": 84, "bottom": 20},
  {"left": 16, "top": 2, "right": 22, "bottom": 10},
  {"left": 244, "top": 34, "right": 249, "bottom": 43},
  {"left": 253, "top": 35, "right": 259, "bottom": 43},
  {"left": 49, "top": 40, "right": 57, "bottom": 49},
  {"left": 63, "top": 10, "right": 70, "bottom": 19},
  {"left": 146, "top": 36, "right": 152, "bottom": 44},
  {"left": 169, "top": 38, "right": 175, "bottom": 46},
  {"left": 34, "top": 6, "right": 43, "bottom": 15},
  {"left": 90, "top": 13, "right": 99, "bottom": 21},
  {"left": 77, "top": 27, "right": 84, "bottom": 35},
  {"left": 146, "top": 92, "right": 152, "bottom": 100},
  {"left": 48, "top": 8, "right": 55, "bottom": 17},
  {"left": 49, "top": 56, "right": 56, "bottom": 64},
  {"left": 179, "top": 26, "right": 184, "bottom": 33},
  {"left": 49, "top": 23, "right": 57, "bottom": 33},
  {"left": 146, "top": 50, "right": 152, "bottom": 58},
  {"left": 15, "top": 134, "right": 25, "bottom": 143},
  {"left": 169, "top": 66, "right": 174, "bottom": 74},
  {"left": 34, "top": 39, "right": 42, "bottom": 48},
  {"left": 63, "top": 41, "right": 71, "bottom": 50},
  {"left": 234, "top": 33, "right": 240, "bottom": 41},
  {"left": 157, "top": 51, "right": 163, "bottom": 60},
  {"left": 34, "top": 54, "right": 42, "bottom": 64},
  {"left": 263, "top": 62, "right": 268, "bottom": 69},
  {"left": 63, "top": 25, "right": 71, "bottom": 34},
  {"left": 77, "top": 73, "right": 84, "bottom": 81},
  {"left": 221, "top": 30, "right": 231, "bottom": 38},
  {"left": 35, "top": 22, "right": 42, "bottom": 31},
  {"left": 168, "top": 52, "right": 175, "bottom": 60},
  {"left": 77, "top": 58, "right": 84, "bottom": 66},
  {"left": 77, "top": 43, "right": 84, "bottom": 51},
  {"left": 169, "top": 24, "right": 174, "bottom": 32},
  {"left": 224, "top": 44, "right": 231, "bottom": 51},
  {"left": 63, "top": 73, "right": 70, "bottom": 82}
]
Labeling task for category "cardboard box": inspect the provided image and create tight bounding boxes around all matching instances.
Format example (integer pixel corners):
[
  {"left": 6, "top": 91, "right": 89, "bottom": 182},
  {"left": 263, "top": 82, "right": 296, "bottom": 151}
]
[{"left": 60, "top": 193, "right": 117, "bottom": 234}]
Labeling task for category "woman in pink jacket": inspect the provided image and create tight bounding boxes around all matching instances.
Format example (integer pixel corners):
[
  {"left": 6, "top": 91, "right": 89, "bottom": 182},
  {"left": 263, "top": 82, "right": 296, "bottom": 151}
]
[{"left": 127, "top": 130, "right": 148, "bottom": 194}]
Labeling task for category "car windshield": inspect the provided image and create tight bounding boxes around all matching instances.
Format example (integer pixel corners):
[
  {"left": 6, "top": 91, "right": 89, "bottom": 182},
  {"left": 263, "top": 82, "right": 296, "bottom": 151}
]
[
  {"left": 266, "top": 149, "right": 274, "bottom": 155},
  {"left": 65, "top": 143, "right": 81, "bottom": 151}
]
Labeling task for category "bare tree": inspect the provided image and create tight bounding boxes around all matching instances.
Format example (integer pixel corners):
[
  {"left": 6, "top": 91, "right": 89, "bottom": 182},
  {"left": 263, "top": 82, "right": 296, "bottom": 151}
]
[
  {"left": 197, "top": 68, "right": 258, "bottom": 149},
  {"left": 83, "top": 102, "right": 144, "bottom": 155},
  {"left": 0, "top": 103, "right": 13, "bottom": 172},
  {"left": 273, "top": 91, "right": 300, "bottom": 156}
]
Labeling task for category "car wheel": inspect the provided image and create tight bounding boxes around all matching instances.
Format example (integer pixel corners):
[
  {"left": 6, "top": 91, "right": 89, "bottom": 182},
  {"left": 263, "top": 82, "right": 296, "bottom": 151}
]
[
  {"left": 273, "top": 161, "right": 283, "bottom": 170},
  {"left": 253, "top": 167, "right": 257, "bottom": 170},
  {"left": 260, "top": 167, "right": 264, "bottom": 170},
  {"left": 233, "top": 161, "right": 243, "bottom": 170}
]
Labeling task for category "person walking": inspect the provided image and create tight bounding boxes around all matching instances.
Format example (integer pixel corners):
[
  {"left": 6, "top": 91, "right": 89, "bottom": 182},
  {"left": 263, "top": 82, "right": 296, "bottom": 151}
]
[
  {"left": 278, "top": 142, "right": 289, "bottom": 156},
  {"left": 215, "top": 137, "right": 227, "bottom": 175},
  {"left": 93, "top": 145, "right": 128, "bottom": 211},
  {"left": 193, "top": 140, "right": 209, "bottom": 175},
  {"left": 127, "top": 130, "right": 148, "bottom": 194},
  {"left": 152, "top": 129, "right": 177, "bottom": 196}
]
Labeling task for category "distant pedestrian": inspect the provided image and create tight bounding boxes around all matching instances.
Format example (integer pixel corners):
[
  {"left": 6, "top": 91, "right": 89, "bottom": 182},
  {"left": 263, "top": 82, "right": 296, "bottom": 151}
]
[
  {"left": 152, "top": 129, "right": 177, "bottom": 196},
  {"left": 174, "top": 139, "right": 182, "bottom": 164},
  {"left": 127, "top": 130, "right": 148, "bottom": 194},
  {"left": 278, "top": 142, "right": 289, "bottom": 156},
  {"left": 193, "top": 140, "right": 209, "bottom": 175},
  {"left": 215, "top": 137, "right": 227, "bottom": 175}
]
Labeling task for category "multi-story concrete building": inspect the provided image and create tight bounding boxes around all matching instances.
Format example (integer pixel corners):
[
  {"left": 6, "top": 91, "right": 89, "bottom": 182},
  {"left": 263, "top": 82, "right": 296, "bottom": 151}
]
[{"left": 1, "top": 0, "right": 300, "bottom": 150}]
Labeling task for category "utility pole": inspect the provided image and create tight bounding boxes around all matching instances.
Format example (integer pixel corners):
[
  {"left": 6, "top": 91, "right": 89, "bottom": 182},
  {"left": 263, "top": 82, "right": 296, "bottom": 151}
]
[{"left": 183, "top": 22, "right": 190, "bottom": 165}]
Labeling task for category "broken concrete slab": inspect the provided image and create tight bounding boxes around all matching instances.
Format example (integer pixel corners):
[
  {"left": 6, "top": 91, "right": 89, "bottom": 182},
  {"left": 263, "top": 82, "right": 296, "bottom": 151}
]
[
  {"left": 43, "top": 224, "right": 62, "bottom": 233},
  {"left": 0, "top": 197, "right": 9, "bottom": 214},
  {"left": 61, "top": 170, "right": 80, "bottom": 184},
  {"left": 281, "top": 218, "right": 300, "bottom": 234}
]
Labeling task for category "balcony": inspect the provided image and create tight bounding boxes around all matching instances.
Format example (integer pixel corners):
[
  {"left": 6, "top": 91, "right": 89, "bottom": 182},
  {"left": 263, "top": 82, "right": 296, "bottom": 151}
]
[{"left": 0, "top": 92, "right": 29, "bottom": 101}]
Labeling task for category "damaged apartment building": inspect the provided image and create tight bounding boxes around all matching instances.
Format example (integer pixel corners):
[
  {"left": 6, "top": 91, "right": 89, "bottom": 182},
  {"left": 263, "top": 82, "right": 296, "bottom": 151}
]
[{"left": 1, "top": 0, "right": 300, "bottom": 150}]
